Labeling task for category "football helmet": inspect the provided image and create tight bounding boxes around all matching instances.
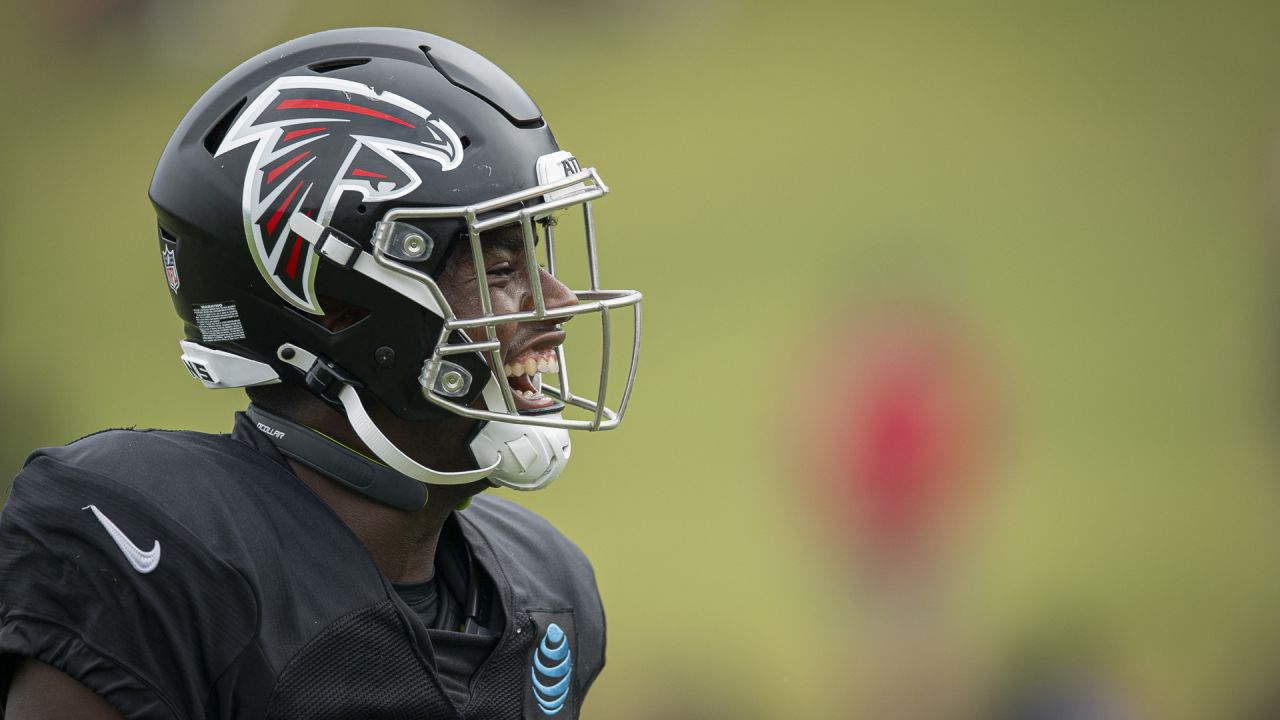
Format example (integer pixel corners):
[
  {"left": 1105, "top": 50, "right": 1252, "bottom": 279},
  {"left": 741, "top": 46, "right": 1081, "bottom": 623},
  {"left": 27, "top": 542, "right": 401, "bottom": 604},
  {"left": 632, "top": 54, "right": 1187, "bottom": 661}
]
[{"left": 150, "top": 28, "right": 641, "bottom": 500}]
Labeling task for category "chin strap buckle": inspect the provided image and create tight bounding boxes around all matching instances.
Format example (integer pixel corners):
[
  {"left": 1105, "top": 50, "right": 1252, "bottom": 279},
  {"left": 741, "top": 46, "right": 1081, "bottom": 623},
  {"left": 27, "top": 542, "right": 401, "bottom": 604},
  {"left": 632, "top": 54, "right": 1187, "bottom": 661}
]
[{"left": 302, "top": 355, "right": 364, "bottom": 407}]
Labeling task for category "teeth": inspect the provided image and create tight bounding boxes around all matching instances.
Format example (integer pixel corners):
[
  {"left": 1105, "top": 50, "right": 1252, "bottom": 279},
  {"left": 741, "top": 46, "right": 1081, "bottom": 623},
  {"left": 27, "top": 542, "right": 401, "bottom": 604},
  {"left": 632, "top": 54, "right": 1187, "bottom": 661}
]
[{"left": 503, "top": 352, "right": 559, "bottom": 379}]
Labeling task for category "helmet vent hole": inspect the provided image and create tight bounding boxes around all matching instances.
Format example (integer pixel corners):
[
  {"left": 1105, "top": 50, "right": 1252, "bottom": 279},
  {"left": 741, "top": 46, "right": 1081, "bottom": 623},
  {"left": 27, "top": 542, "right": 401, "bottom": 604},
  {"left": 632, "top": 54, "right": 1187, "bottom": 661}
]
[
  {"left": 203, "top": 96, "right": 247, "bottom": 156},
  {"left": 356, "top": 204, "right": 368, "bottom": 214},
  {"left": 307, "top": 296, "right": 371, "bottom": 333},
  {"left": 308, "top": 57, "right": 371, "bottom": 74},
  {"left": 460, "top": 135, "right": 472, "bottom": 149}
]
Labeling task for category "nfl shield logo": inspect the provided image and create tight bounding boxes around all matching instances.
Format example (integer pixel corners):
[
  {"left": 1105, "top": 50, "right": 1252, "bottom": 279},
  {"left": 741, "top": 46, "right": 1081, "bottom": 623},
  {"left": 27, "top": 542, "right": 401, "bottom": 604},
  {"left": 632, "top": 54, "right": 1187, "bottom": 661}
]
[{"left": 162, "top": 247, "right": 180, "bottom": 292}]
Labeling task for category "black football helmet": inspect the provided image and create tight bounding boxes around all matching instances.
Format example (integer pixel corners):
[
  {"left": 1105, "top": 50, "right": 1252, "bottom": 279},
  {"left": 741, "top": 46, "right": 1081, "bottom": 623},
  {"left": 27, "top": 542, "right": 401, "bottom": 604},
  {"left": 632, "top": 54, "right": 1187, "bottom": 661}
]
[{"left": 150, "top": 28, "right": 641, "bottom": 495}]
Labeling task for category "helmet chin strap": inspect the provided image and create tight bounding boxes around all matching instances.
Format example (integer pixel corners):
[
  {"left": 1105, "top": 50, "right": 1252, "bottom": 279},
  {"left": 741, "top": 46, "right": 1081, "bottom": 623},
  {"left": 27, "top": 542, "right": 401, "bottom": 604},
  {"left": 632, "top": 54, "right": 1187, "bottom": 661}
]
[
  {"left": 338, "top": 382, "right": 497, "bottom": 485},
  {"left": 277, "top": 344, "right": 498, "bottom": 491}
]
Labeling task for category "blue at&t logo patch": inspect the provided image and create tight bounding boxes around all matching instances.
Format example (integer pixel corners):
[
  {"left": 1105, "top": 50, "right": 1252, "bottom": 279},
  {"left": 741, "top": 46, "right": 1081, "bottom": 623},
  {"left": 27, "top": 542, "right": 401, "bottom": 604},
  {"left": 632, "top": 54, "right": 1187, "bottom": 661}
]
[{"left": 531, "top": 622, "right": 572, "bottom": 715}]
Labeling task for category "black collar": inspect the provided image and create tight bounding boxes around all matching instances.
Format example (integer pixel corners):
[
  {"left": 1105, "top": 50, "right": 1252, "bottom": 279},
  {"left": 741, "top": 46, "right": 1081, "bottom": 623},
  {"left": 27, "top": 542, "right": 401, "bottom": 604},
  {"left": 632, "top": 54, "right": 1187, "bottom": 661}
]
[{"left": 242, "top": 404, "right": 428, "bottom": 512}]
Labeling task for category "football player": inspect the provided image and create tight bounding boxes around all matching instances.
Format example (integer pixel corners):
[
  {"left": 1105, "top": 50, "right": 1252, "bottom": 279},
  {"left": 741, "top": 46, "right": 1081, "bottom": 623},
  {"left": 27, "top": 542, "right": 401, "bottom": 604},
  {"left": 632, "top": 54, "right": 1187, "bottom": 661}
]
[{"left": 0, "top": 27, "right": 641, "bottom": 719}]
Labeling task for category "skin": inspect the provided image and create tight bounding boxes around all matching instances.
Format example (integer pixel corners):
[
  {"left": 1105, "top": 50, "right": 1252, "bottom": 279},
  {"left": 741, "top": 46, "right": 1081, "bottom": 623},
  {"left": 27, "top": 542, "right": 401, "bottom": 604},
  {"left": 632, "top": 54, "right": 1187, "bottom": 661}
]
[{"left": 4, "top": 223, "right": 578, "bottom": 717}]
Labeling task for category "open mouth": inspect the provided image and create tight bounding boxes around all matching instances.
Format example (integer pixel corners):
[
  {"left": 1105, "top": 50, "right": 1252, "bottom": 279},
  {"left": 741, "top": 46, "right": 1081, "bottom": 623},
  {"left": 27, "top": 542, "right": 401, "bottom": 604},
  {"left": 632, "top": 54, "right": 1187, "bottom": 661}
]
[{"left": 503, "top": 349, "right": 560, "bottom": 412}]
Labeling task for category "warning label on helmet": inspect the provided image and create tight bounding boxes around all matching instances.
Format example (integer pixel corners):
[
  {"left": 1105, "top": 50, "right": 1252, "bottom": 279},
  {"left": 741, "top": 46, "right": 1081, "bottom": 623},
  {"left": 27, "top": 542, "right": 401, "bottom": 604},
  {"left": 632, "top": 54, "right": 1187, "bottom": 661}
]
[{"left": 193, "top": 303, "right": 246, "bottom": 343}]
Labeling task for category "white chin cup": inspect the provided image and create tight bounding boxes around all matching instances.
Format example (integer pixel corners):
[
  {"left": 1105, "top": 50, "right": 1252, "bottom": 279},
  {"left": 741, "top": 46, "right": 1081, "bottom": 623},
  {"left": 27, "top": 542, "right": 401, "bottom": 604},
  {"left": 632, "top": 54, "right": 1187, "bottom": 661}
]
[{"left": 469, "top": 417, "right": 571, "bottom": 491}]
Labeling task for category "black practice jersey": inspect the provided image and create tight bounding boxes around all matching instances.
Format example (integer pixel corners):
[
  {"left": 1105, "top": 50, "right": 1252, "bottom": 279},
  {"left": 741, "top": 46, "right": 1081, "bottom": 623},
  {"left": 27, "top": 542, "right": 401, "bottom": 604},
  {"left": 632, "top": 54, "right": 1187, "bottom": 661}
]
[
  {"left": 391, "top": 517, "right": 506, "bottom": 709},
  {"left": 0, "top": 413, "right": 605, "bottom": 719}
]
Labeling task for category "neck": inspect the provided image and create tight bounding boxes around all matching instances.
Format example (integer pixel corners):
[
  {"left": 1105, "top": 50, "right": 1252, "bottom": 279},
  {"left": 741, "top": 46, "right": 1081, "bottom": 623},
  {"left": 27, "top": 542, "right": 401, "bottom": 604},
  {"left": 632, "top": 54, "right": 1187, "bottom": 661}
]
[
  {"left": 263, "top": 393, "right": 486, "bottom": 583},
  {"left": 287, "top": 458, "right": 481, "bottom": 582}
]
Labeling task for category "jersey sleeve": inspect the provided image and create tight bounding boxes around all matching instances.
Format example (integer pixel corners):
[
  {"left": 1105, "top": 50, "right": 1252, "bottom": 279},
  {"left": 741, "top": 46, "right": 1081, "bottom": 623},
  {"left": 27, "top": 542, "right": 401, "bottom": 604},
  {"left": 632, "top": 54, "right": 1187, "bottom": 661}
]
[{"left": 0, "top": 449, "right": 260, "bottom": 719}]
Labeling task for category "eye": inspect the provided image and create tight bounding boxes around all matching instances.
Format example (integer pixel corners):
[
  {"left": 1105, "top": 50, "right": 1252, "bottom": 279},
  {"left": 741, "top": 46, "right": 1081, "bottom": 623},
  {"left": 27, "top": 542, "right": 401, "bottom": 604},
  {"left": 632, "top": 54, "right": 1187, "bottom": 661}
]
[{"left": 486, "top": 262, "right": 516, "bottom": 281}]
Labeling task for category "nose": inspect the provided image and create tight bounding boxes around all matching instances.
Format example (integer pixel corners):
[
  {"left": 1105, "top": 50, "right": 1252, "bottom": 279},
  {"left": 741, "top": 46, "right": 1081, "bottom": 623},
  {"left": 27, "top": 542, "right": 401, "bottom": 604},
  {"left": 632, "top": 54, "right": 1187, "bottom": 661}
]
[{"left": 530, "top": 266, "right": 578, "bottom": 316}]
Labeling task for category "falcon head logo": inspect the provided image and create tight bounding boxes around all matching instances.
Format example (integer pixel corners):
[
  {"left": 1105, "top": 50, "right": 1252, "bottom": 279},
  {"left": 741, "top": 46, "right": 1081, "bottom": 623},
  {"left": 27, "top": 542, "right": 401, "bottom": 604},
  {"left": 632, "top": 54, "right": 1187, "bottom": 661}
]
[{"left": 215, "top": 76, "right": 464, "bottom": 314}]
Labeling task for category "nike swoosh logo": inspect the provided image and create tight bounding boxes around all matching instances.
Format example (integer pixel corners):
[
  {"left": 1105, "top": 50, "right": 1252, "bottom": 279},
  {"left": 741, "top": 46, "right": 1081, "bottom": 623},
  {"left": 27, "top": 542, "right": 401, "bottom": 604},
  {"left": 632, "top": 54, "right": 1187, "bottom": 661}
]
[{"left": 83, "top": 505, "right": 161, "bottom": 574}]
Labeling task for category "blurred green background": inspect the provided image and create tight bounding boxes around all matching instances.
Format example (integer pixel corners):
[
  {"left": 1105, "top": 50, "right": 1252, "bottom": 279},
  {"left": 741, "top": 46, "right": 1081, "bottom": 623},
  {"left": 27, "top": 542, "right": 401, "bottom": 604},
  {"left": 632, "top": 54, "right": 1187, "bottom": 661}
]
[{"left": 3, "top": 0, "right": 1280, "bottom": 717}]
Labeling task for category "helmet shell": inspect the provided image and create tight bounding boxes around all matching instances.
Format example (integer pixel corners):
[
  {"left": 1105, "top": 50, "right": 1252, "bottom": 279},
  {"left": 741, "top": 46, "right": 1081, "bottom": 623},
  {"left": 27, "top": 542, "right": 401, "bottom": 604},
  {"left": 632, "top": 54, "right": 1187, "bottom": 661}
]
[{"left": 151, "top": 28, "right": 559, "bottom": 420}]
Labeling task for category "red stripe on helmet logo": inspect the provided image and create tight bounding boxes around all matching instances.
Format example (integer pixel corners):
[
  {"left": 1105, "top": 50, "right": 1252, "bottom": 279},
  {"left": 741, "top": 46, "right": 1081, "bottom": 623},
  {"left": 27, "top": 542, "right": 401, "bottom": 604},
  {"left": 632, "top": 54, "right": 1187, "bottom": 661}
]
[
  {"left": 282, "top": 126, "right": 327, "bottom": 142},
  {"left": 267, "top": 151, "right": 311, "bottom": 184},
  {"left": 276, "top": 98, "right": 417, "bottom": 129},
  {"left": 266, "top": 181, "right": 303, "bottom": 237}
]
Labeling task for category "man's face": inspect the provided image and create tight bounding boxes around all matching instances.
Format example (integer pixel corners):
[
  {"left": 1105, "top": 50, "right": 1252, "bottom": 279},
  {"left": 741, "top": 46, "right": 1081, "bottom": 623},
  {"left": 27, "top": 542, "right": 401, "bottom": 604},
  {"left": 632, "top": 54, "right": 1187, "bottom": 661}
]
[{"left": 434, "top": 222, "right": 577, "bottom": 413}]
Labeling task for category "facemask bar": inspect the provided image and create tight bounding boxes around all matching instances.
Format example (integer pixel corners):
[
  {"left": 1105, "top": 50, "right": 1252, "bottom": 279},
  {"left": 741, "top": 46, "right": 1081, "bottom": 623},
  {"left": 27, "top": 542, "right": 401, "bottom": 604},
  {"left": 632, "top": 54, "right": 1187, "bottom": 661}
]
[{"left": 376, "top": 167, "right": 642, "bottom": 432}]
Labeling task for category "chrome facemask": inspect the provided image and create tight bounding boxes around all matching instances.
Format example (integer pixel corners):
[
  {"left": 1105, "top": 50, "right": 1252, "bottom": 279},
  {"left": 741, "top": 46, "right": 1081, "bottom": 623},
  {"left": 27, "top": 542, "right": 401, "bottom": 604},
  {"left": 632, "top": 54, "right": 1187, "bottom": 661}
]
[{"left": 371, "top": 165, "right": 643, "bottom": 434}]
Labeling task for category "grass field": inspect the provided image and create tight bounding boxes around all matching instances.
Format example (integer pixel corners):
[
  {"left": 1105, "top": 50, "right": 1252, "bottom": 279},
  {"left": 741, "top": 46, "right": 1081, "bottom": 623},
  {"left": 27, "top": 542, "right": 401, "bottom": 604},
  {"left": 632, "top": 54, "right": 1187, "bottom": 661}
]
[{"left": 3, "top": 1, "right": 1280, "bottom": 716}]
